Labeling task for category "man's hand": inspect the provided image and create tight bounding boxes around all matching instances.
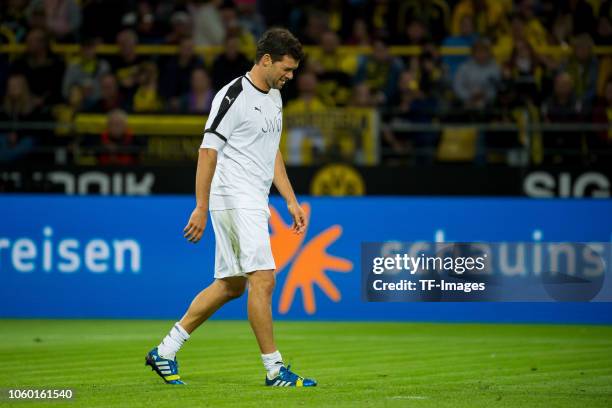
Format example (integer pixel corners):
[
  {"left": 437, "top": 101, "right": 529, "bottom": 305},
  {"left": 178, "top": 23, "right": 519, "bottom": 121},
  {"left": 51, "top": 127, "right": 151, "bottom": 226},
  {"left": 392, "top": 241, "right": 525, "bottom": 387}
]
[
  {"left": 287, "top": 201, "right": 307, "bottom": 235},
  {"left": 183, "top": 207, "right": 207, "bottom": 243}
]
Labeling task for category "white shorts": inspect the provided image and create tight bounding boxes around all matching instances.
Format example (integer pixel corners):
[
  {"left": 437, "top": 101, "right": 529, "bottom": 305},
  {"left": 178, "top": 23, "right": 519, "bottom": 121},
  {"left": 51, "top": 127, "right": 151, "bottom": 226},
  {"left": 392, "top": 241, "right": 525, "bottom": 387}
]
[{"left": 209, "top": 208, "right": 276, "bottom": 279}]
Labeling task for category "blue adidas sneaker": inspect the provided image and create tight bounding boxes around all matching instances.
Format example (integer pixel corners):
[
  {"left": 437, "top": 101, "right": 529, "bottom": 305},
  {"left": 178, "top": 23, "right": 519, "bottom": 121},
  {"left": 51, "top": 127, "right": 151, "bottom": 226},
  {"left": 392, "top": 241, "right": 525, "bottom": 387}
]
[
  {"left": 145, "top": 347, "right": 185, "bottom": 385},
  {"left": 265, "top": 365, "right": 317, "bottom": 387}
]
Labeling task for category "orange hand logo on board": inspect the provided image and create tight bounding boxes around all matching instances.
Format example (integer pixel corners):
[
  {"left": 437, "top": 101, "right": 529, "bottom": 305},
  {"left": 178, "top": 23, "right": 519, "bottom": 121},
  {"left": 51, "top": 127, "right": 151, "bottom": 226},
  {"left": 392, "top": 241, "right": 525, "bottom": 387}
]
[{"left": 269, "top": 203, "right": 353, "bottom": 315}]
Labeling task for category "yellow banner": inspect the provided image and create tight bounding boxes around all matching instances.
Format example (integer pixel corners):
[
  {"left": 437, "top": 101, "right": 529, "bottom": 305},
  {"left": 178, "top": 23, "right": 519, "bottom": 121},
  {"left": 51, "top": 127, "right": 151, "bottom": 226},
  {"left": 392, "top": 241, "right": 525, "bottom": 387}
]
[
  {"left": 75, "top": 109, "right": 379, "bottom": 163},
  {"left": 280, "top": 108, "right": 379, "bottom": 165}
]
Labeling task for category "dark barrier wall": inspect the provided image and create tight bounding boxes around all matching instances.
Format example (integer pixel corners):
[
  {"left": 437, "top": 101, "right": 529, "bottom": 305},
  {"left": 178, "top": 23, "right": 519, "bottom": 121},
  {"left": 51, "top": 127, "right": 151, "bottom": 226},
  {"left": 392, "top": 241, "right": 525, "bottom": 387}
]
[
  {"left": 1, "top": 195, "right": 611, "bottom": 323},
  {"left": 2, "top": 166, "right": 611, "bottom": 197}
]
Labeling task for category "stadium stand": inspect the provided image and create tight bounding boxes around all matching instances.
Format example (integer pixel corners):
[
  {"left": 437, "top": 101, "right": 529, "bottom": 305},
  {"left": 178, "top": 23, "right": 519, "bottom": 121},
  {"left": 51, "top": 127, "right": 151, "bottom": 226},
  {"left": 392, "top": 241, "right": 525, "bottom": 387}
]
[{"left": 0, "top": 0, "right": 611, "bottom": 172}]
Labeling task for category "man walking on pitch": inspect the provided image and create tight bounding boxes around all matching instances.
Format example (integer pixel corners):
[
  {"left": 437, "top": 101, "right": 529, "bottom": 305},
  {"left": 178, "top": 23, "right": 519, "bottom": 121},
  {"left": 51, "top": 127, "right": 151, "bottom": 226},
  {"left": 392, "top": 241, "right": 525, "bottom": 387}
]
[{"left": 145, "top": 28, "right": 316, "bottom": 387}]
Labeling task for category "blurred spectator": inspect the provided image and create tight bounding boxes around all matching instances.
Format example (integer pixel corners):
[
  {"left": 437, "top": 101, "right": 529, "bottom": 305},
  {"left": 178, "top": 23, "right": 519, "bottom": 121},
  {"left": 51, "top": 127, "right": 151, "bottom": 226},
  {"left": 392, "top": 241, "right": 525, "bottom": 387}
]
[
  {"left": 363, "top": 0, "right": 395, "bottom": 40},
  {"left": 25, "top": 3, "right": 47, "bottom": 31},
  {"left": 602, "top": 0, "right": 612, "bottom": 20},
  {"left": 60, "top": 84, "right": 86, "bottom": 118},
  {"left": 325, "top": 0, "right": 350, "bottom": 35},
  {"left": 346, "top": 18, "right": 371, "bottom": 46},
  {"left": 487, "top": 76, "right": 526, "bottom": 164},
  {"left": 284, "top": 67, "right": 335, "bottom": 165},
  {"left": 65, "top": 84, "right": 86, "bottom": 113},
  {"left": 132, "top": 62, "right": 164, "bottom": 113},
  {"left": 308, "top": 30, "right": 356, "bottom": 106},
  {"left": 413, "top": 44, "right": 449, "bottom": 101},
  {"left": 600, "top": 0, "right": 612, "bottom": 42},
  {"left": 220, "top": 3, "right": 256, "bottom": 57},
  {"left": 401, "top": 19, "right": 430, "bottom": 46},
  {"left": 87, "top": 73, "right": 129, "bottom": 113},
  {"left": 211, "top": 35, "right": 252, "bottom": 91},
  {"left": 354, "top": 39, "right": 404, "bottom": 106},
  {"left": 311, "top": 30, "right": 353, "bottom": 73},
  {"left": 132, "top": 1, "right": 166, "bottom": 44},
  {"left": 538, "top": 0, "right": 557, "bottom": 28},
  {"left": 592, "top": 78, "right": 612, "bottom": 147},
  {"left": 97, "top": 109, "right": 144, "bottom": 165},
  {"left": 541, "top": 71, "right": 584, "bottom": 163},
  {"left": 563, "top": 34, "right": 599, "bottom": 104},
  {"left": 150, "top": 0, "right": 178, "bottom": 22},
  {"left": 285, "top": 72, "right": 326, "bottom": 115},
  {"left": 62, "top": 38, "right": 111, "bottom": 106},
  {"left": 191, "top": 0, "right": 225, "bottom": 46},
  {"left": 503, "top": 38, "right": 544, "bottom": 104},
  {"left": 349, "top": 83, "right": 377, "bottom": 108},
  {"left": 0, "top": 36, "right": 9, "bottom": 101},
  {"left": 450, "top": 0, "right": 508, "bottom": 38},
  {"left": 396, "top": 0, "right": 450, "bottom": 44},
  {"left": 2, "top": 74, "right": 39, "bottom": 119},
  {"left": 299, "top": 8, "right": 330, "bottom": 45},
  {"left": 594, "top": 14, "right": 612, "bottom": 45},
  {"left": 1, "top": 0, "right": 29, "bottom": 42},
  {"left": 493, "top": 14, "right": 549, "bottom": 64},
  {"left": 550, "top": 12, "right": 574, "bottom": 47},
  {"left": 10, "top": 28, "right": 65, "bottom": 105},
  {"left": 515, "top": 0, "right": 549, "bottom": 49},
  {"left": 165, "top": 11, "right": 193, "bottom": 44},
  {"left": 562, "top": 0, "right": 596, "bottom": 37},
  {"left": 108, "top": 29, "right": 147, "bottom": 98},
  {"left": 236, "top": 0, "right": 266, "bottom": 39},
  {"left": 0, "top": 74, "right": 48, "bottom": 161},
  {"left": 442, "top": 14, "right": 478, "bottom": 80},
  {"left": 26, "top": 0, "right": 81, "bottom": 42},
  {"left": 177, "top": 67, "right": 214, "bottom": 114},
  {"left": 597, "top": 53, "right": 612, "bottom": 97},
  {"left": 382, "top": 70, "right": 438, "bottom": 162},
  {"left": 53, "top": 83, "right": 87, "bottom": 162},
  {"left": 453, "top": 38, "right": 501, "bottom": 109},
  {"left": 81, "top": 0, "right": 126, "bottom": 43},
  {"left": 160, "top": 36, "right": 205, "bottom": 100}
]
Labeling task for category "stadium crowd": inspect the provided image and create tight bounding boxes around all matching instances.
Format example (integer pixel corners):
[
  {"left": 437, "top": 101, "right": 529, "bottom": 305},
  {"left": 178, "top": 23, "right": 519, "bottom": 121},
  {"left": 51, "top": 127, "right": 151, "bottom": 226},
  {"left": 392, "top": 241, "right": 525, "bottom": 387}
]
[{"left": 0, "top": 0, "right": 611, "bottom": 164}]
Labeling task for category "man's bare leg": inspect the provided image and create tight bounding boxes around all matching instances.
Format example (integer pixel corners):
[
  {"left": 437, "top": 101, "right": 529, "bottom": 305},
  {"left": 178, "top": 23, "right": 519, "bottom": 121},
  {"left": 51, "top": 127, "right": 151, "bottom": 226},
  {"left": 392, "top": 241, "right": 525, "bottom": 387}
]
[
  {"left": 179, "top": 276, "right": 247, "bottom": 333},
  {"left": 247, "top": 269, "right": 287, "bottom": 380},
  {"left": 147, "top": 277, "right": 247, "bottom": 384},
  {"left": 246, "top": 270, "right": 277, "bottom": 354},
  {"left": 154, "top": 276, "right": 246, "bottom": 361}
]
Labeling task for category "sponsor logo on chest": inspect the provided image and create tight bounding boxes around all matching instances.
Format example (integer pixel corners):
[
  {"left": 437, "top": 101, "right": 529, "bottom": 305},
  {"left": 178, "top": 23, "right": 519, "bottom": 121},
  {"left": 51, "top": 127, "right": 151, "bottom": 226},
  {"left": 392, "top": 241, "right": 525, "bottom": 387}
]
[{"left": 253, "top": 102, "right": 282, "bottom": 134}]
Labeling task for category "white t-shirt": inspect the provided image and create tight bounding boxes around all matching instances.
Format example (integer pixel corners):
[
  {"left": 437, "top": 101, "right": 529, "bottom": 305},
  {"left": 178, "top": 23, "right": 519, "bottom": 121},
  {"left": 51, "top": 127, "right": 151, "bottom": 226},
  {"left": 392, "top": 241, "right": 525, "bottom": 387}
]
[{"left": 200, "top": 73, "right": 283, "bottom": 211}]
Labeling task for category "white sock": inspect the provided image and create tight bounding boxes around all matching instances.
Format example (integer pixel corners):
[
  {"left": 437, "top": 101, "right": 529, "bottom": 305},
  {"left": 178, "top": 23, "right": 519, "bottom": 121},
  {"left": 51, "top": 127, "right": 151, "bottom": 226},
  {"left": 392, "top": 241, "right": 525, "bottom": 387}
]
[
  {"left": 262, "top": 350, "right": 284, "bottom": 379},
  {"left": 157, "top": 322, "right": 190, "bottom": 360}
]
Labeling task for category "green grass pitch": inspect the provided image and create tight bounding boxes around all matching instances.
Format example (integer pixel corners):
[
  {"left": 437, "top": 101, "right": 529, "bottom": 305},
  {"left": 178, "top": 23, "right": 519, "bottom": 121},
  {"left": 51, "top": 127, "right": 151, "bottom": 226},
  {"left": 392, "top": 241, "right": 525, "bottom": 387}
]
[{"left": 0, "top": 320, "right": 611, "bottom": 407}]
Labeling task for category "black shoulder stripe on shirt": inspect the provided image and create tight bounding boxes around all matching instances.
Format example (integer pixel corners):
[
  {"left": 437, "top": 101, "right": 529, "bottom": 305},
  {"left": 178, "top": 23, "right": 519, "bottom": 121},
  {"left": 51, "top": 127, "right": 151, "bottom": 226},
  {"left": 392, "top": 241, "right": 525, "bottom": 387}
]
[
  {"left": 209, "top": 78, "right": 243, "bottom": 132},
  {"left": 204, "top": 128, "right": 227, "bottom": 142}
]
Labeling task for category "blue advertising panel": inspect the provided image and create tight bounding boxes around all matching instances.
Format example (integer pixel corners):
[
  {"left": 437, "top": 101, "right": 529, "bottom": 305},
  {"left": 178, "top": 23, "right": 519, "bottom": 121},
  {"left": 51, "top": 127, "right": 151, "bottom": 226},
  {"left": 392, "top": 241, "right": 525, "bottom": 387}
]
[{"left": 0, "top": 195, "right": 611, "bottom": 323}]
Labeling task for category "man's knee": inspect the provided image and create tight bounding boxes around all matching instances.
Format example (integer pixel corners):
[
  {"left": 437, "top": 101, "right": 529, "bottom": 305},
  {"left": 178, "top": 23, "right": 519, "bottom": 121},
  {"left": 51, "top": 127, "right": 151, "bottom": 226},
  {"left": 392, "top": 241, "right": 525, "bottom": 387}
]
[
  {"left": 225, "top": 285, "right": 246, "bottom": 300},
  {"left": 248, "top": 271, "right": 276, "bottom": 295},
  {"left": 218, "top": 278, "right": 247, "bottom": 300}
]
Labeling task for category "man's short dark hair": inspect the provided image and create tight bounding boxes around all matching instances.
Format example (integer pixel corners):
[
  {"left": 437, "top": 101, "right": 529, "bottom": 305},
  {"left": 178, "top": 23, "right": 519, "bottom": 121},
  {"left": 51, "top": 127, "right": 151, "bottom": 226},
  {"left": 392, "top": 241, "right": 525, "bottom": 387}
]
[{"left": 255, "top": 28, "right": 304, "bottom": 63}]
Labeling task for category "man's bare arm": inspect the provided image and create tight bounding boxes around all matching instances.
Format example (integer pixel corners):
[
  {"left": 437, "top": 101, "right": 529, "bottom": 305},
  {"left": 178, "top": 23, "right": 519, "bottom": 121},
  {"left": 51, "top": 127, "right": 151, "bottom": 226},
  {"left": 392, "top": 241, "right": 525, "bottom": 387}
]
[
  {"left": 183, "top": 148, "right": 218, "bottom": 243},
  {"left": 273, "top": 149, "right": 306, "bottom": 234}
]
